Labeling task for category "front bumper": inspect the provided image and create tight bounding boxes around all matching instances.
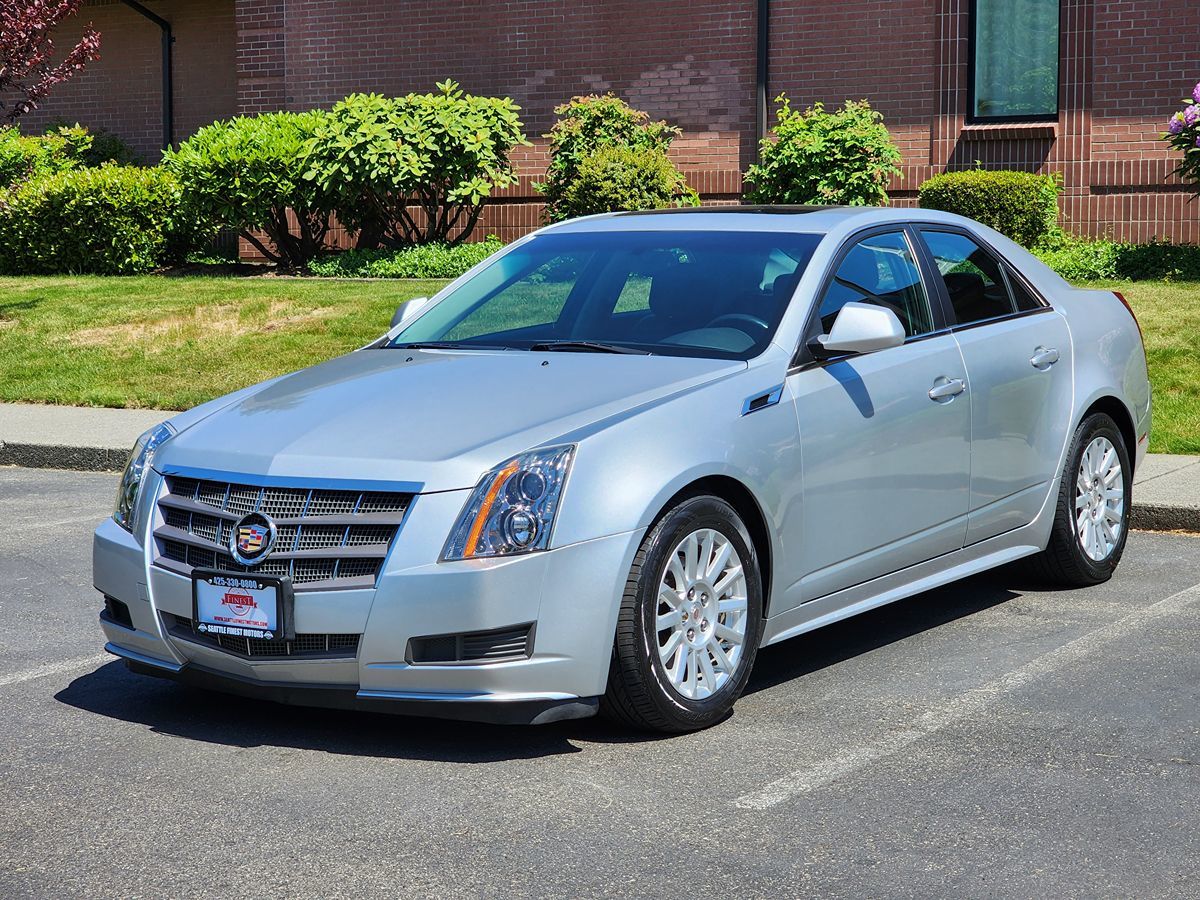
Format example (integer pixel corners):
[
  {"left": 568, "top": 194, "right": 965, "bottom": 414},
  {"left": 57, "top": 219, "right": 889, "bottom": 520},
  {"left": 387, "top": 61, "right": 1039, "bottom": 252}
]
[{"left": 95, "top": 487, "right": 643, "bottom": 725}]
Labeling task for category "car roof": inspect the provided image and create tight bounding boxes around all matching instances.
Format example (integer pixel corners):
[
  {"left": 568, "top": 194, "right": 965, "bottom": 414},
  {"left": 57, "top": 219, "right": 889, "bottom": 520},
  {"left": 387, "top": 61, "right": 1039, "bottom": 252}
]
[{"left": 539, "top": 205, "right": 963, "bottom": 235}]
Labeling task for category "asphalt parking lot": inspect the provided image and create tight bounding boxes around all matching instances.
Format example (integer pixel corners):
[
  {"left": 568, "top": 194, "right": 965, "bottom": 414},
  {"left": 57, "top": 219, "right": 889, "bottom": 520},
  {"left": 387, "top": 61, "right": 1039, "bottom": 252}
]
[{"left": 2, "top": 466, "right": 1198, "bottom": 899}]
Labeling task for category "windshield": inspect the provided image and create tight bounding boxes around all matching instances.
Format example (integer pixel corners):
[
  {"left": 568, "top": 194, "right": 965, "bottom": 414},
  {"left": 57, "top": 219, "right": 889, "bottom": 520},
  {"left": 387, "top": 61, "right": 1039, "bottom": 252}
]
[{"left": 390, "top": 229, "right": 824, "bottom": 359}]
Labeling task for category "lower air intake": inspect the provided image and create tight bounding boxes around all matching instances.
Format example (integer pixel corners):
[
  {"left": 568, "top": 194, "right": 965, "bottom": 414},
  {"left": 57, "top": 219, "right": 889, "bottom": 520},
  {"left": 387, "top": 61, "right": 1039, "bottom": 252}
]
[{"left": 408, "top": 624, "right": 534, "bottom": 665}]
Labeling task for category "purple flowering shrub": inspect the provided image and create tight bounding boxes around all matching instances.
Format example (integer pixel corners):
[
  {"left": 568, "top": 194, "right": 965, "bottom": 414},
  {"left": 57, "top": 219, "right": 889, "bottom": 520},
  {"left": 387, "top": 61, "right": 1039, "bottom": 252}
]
[{"left": 1163, "top": 82, "right": 1200, "bottom": 195}]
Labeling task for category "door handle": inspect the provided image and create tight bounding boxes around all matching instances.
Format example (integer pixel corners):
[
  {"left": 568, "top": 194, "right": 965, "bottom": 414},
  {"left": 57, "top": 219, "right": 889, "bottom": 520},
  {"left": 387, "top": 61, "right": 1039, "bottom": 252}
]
[
  {"left": 1030, "top": 346, "right": 1060, "bottom": 369},
  {"left": 928, "top": 376, "right": 965, "bottom": 401}
]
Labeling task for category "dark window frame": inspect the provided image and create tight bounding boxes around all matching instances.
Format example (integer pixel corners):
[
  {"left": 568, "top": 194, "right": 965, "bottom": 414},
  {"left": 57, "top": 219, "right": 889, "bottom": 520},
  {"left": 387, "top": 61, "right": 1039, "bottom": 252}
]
[
  {"left": 791, "top": 225, "right": 947, "bottom": 370},
  {"left": 913, "top": 226, "right": 1053, "bottom": 331},
  {"left": 967, "top": 0, "right": 1062, "bottom": 124}
]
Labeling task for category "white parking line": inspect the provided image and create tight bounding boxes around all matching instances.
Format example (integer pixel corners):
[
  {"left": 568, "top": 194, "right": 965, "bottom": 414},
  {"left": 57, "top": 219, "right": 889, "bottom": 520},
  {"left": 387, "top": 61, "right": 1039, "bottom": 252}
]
[
  {"left": 734, "top": 580, "right": 1200, "bottom": 811},
  {"left": 0, "top": 653, "right": 109, "bottom": 689}
]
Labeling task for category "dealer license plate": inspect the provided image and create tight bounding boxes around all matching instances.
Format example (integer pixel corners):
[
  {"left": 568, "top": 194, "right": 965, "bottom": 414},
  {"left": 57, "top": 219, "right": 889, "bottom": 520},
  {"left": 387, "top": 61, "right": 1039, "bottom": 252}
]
[{"left": 192, "top": 571, "right": 287, "bottom": 640}]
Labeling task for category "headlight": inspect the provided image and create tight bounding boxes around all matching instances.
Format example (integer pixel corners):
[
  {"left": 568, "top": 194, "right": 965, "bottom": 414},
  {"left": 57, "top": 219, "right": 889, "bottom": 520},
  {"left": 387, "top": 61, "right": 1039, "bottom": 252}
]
[
  {"left": 113, "top": 422, "right": 175, "bottom": 532},
  {"left": 442, "top": 445, "right": 575, "bottom": 561}
]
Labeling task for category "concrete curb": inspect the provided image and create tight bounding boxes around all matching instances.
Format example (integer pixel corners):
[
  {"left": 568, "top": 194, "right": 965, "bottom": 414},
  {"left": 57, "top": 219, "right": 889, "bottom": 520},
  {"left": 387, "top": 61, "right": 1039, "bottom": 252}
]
[
  {"left": 0, "top": 442, "right": 127, "bottom": 473},
  {"left": 5, "top": 440, "right": 1199, "bottom": 534}
]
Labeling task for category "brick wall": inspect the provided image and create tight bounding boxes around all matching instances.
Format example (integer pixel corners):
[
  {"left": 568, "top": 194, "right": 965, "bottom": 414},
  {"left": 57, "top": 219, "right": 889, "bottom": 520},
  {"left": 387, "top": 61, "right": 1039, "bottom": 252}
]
[
  {"left": 22, "top": 0, "right": 237, "bottom": 161},
  {"left": 19, "top": 0, "right": 1200, "bottom": 247}
]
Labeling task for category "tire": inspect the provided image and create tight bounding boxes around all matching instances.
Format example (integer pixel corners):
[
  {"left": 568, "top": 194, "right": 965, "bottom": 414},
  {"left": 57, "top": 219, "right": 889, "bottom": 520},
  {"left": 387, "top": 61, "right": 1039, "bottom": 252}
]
[
  {"left": 601, "top": 494, "right": 764, "bottom": 733},
  {"left": 1028, "top": 412, "right": 1132, "bottom": 586}
]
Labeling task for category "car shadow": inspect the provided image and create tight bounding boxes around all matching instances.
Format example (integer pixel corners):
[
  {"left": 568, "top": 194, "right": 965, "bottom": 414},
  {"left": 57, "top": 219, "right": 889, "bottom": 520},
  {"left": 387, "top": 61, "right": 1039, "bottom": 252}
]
[{"left": 56, "top": 565, "right": 1050, "bottom": 759}]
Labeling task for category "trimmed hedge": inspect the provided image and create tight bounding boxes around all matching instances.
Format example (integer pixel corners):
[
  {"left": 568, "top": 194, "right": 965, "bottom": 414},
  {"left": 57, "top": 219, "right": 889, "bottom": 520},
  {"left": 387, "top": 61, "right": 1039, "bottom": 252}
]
[
  {"left": 0, "top": 164, "right": 198, "bottom": 275},
  {"left": 306, "top": 236, "right": 504, "bottom": 279},
  {"left": 918, "top": 169, "right": 1060, "bottom": 248},
  {"left": 1034, "top": 233, "right": 1200, "bottom": 282}
]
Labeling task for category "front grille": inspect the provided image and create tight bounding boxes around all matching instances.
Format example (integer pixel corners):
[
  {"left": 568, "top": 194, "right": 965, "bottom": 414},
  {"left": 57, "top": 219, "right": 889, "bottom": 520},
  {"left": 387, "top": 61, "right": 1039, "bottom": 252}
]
[
  {"left": 408, "top": 624, "right": 534, "bottom": 665},
  {"left": 162, "top": 612, "right": 360, "bottom": 659},
  {"left": 152, "top": 474, "right": 412, "bottom": 591}
]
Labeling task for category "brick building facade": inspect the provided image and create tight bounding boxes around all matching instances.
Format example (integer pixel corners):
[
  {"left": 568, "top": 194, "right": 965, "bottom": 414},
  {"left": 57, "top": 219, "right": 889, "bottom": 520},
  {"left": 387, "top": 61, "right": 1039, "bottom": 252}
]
[{"left": 23, "top": 0, "right": 1200, "bottom": 245}]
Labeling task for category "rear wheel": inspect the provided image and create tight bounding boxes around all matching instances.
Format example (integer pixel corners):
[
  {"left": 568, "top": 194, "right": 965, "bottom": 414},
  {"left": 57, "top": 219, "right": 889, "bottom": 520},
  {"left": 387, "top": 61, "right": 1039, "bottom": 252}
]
[
  {"left": 1029, "top": 412, "right": 1131, "bottom": 586},
  {"left": 601, "top": 495, "right": 763, "bottom": 732}
]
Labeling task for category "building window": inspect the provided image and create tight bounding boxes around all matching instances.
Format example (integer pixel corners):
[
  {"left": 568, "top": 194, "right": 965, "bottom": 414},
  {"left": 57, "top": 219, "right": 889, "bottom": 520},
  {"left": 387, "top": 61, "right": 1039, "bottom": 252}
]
[{"left": 970, "top": 0, "right": 1060, "bottom": 121}]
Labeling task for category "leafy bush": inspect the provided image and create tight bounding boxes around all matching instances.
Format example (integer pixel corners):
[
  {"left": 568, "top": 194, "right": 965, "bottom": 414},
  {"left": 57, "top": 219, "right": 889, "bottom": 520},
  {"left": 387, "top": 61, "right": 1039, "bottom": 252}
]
[
  {"left": 307, "top": 236, "right": 503, "bottom": 279},
  {"left": 0, "top": 163, "right": 198, "bottom": 275},
  {"left": 48, "top": 122, "right": 141, "bottom": 166},
  {"left": 1032, "top": 232, "right": 1200, "bottom": 282},
  {"left": 163, "top": 110, "right": 332, "bottom": 269},
  {"left": 1163, "top": 80, "right": 1200, "bottom": 197},
  {"left": 744, "top": 97, "right": 902, "bottom": 207},
  {"left": 303, "top": 82, "right": 527, "bottom": 248},
  {"left": 918, "top": 169, "right": 1060, "bottom": 248},
  {"left": 551, "top": 145, "right": 698, "bottom": 219},
  {"left": 537, "top": 94, "right": 685, "bottom": 222},
  {"left": 0, "top": 126, "right": 78, "bottom": 187}
]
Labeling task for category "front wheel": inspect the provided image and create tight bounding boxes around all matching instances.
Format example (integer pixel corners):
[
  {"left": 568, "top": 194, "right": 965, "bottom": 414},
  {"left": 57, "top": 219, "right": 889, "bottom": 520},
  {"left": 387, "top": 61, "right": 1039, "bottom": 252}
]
[
  {"left": 1029, "top": 412, "right": 1132, "bottom": 586},
  {"left": 601, "top": 495, "right": 764, "bottom": 732}
]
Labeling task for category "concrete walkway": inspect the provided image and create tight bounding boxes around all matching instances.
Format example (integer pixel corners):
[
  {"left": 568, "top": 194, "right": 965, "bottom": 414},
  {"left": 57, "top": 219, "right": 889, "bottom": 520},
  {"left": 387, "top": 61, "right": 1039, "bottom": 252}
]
[{"left": 1, "top": 402, "right": 1198, "bottom": 531}]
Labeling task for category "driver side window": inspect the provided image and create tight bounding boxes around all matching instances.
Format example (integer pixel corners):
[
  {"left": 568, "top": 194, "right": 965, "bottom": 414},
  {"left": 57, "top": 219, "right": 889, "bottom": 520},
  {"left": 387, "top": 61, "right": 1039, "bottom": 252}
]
[{"left": 817, "top": 231, "right": 933, "bottom": 338}]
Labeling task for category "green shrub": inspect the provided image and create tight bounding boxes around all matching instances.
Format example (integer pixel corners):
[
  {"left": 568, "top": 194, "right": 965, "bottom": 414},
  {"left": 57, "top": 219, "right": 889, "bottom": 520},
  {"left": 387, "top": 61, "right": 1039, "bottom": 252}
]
[
  {"left": 307, "top": 236, "right": 504, "bottom": 279},
  {"left": 918, "top": 169, "right": 1060, "bottom": 247},
  {"left": 48, "top": 122, "right": 141, "bottom": 167},
  {"left": 537, "top": 94, "right": 685, "bottom": 222},
  {"left": 303, "top": 82, "right": 527, "bottom": 248},
  {"left": 1032, "top": 232, "right": 1200, "bottom": 282},
  {"left": 551, "top": 145, "right": 698, "bottom": 219},
  {"left": 0, "top": 127, "right": 79, "bottom": 188},
  {"left": 163, "top": 111, "right": 332, "bottom": 269},
  {"left": 0, "top": 164, "right": 199, "bottom": 275},
  {"left": 744, "top": 97, "right": 902, "bottom": 207}
]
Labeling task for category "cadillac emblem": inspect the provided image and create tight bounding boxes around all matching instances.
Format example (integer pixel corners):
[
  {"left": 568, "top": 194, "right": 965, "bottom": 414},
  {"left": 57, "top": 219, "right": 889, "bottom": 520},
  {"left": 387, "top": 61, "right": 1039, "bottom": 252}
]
[{"left": 229, "top": 511, "right": 277, "bottom": 566}]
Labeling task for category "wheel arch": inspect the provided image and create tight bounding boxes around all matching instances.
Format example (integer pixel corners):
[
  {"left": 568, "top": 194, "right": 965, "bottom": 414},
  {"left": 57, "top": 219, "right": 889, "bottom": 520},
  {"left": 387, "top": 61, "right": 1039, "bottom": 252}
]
[
  {"left": 656, "top": 475, "right": 775, "bottom": 618},
  {"left": 1080, "top": 393, "right": 1137, "bottom": 465}
]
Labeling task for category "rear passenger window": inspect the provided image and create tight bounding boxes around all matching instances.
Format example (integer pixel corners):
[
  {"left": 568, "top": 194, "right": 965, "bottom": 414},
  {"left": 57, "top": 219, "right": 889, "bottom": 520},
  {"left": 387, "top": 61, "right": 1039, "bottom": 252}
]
[
  {"left": 1006, "top": 268, "right": 1045, "bottom": 311},
  {"left": 816, "top": 231, "right": 933, "bottom": 338},
  {"left": 920, "top": 231, "right": 1016, "bottom": 325}
]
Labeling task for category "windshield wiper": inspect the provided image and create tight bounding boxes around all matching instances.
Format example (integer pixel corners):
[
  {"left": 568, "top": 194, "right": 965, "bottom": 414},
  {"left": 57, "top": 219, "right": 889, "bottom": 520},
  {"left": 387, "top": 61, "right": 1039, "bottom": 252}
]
[
  {"left": 390, "top": 341, "right": 512, "bottom": 351},
  {"left": 528, "top": 340, "right": 651, "bottom": 355}
]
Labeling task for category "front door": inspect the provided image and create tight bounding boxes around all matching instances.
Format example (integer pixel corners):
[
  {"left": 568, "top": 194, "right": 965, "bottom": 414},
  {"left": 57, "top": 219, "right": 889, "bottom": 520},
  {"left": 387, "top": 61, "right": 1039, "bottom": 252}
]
[{"left": 779, "top": 229, "right": 972, "bottom": 610}]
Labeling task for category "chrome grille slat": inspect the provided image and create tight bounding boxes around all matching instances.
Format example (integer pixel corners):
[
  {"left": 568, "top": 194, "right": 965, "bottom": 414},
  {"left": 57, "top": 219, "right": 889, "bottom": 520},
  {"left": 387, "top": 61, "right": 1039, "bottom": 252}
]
[{"left": 153, "top": 474, "right": 411, "bottom": 591}]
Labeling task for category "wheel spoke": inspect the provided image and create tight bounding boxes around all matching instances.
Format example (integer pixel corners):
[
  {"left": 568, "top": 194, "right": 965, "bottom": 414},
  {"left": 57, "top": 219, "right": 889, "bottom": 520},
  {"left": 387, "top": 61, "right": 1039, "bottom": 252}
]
[
  {"left": 713, "top": 565, "right": 743, "bottom": 598},
  {"left": 1103, "top": 505, "right": 1123, "bottom": 525},
  {"left": 659, "top": 630, "right": 683, "bottom": 664},
  {"left": 709, "top": 640, "right": 734, "bottom": 673},
  {"left": 671, "top": 645, "right": 689, "bottom": 686},
  {"left": 698, "top": 649, "right": 718, "bottom": 694},
  {"left": 714, "top": 623, "right": 743, "bottom": 645},
  {"left": 686, "top": 648, "right": 698, "bottom": 695},
  {"left": 657, "top": 609, "right": 682, "bottom": 631},
  {"left": 683, "top": 532, "right": 700, "bottom": 581},
  {"left": 718, "top": 596, "right": 747, "bottom": 614},
  {"left": 659, "top": 586, "right": 683, "bottom": 609},
  {"left": 705, "top": 539, "right": 733, "bottom": 582},
  {"left": 1075, "top": 492, "right": 1090, "bottom": 510},
  {"left": 667, "top": 556, "right": 687, "bottom": 590}
]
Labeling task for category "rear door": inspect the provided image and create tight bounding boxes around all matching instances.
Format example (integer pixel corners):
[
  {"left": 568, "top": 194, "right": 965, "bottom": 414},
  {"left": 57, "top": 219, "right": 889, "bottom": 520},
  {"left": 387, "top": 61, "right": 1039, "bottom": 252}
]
[{"left": 915, "top": 228, "right": 1074, "bottom": 545}]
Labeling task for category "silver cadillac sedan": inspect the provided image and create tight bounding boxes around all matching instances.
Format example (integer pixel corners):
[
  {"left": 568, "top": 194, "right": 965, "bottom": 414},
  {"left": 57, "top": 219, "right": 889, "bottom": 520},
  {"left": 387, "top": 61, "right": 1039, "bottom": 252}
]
[{"left": 95, "top": 207, "right": 1150, "bottom": 732}]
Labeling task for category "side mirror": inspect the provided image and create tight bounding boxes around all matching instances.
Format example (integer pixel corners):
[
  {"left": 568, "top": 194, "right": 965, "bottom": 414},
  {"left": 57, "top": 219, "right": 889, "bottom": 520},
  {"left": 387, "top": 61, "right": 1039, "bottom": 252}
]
[
  {"left": 391, "top": 296, "right": 429, "bottom": 329},
  {"left": 812, "top": 301, "right": 904, "bottom": 357}
]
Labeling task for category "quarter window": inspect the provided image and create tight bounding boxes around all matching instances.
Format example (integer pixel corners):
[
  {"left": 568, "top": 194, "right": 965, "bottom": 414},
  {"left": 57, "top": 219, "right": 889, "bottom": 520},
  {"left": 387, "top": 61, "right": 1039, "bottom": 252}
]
[
  {"left": 971, "top": 0, "right": 1060, "bottom": 121},
  {"left": 816, "top": 231, "right": 933, "bottom": 338},
  {"left": 921, "top": 231, "right": 1016, "bottom": 325}
]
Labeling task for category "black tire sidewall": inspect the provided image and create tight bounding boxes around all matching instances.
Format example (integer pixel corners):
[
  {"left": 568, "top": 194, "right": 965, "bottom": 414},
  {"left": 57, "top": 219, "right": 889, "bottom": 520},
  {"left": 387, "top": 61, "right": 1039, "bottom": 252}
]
[
  {"left": 1058, "top": 413, "right": 1132, "bottom": 580},
  {"left": 631, "top": 495, "right": 763, "bottom": 729}
]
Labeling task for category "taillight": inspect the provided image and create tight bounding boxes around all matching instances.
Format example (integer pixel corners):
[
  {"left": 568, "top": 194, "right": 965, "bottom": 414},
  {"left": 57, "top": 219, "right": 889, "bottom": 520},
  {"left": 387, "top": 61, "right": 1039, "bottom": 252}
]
[{"left": 1113, "top": 291, "right": 1143, "bottom": 341}]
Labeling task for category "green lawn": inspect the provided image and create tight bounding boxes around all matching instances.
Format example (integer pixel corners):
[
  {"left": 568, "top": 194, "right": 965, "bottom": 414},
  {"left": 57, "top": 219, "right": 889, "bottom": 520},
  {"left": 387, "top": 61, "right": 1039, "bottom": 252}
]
[
  {"left": 0, "top": 276, "right": 445, "bottom": 410},
  {"left": 0, "top": 275, "right": 1195, "bottom": 453}
]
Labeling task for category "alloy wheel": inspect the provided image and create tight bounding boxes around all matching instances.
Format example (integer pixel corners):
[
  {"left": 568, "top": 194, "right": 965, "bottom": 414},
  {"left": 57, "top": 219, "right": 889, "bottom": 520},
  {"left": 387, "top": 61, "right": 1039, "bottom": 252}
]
[{"left": 1075, "top": 435, "right": 1125, "bottom": 562}]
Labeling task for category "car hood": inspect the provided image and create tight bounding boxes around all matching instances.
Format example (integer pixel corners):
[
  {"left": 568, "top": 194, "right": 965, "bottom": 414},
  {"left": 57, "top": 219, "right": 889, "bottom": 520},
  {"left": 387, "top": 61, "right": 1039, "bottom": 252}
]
[{"left": 155, "top": 348, "right": 744, "bottom": 492}]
